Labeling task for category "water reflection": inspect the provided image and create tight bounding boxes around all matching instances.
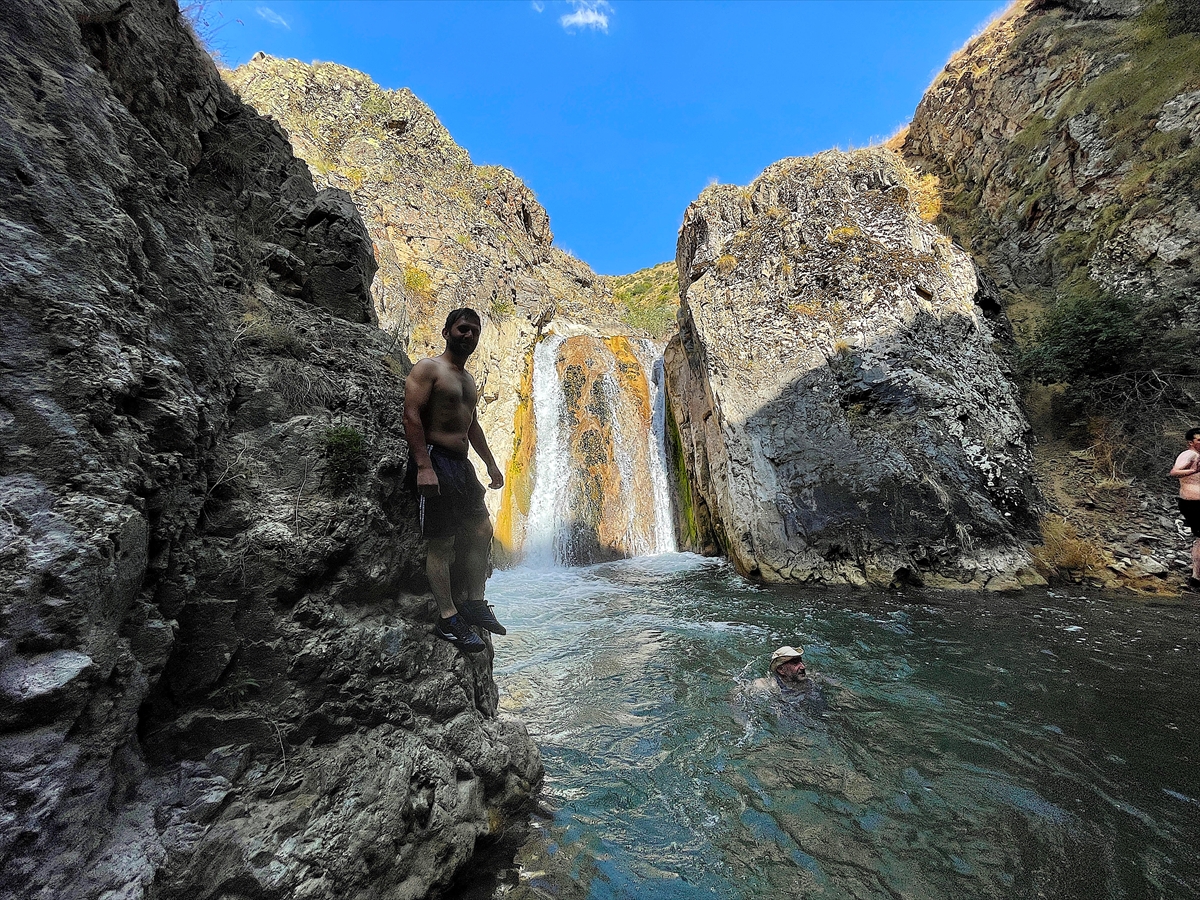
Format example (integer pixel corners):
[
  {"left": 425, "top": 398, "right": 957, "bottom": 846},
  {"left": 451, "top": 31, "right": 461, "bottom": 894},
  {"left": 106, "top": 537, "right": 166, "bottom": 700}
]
[{"left": 463, "top": 554, "right": 1200, "bottom": 899}]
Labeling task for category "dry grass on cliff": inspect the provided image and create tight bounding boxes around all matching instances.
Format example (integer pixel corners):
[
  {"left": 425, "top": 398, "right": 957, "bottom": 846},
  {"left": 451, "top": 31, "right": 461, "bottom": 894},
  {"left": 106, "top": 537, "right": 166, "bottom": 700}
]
[
  {"left": 1031, "top": 514, "right": 1105, "bottom": 580},
  {"left": 606, "top": 262, "right": 679, "bottom": 338}
]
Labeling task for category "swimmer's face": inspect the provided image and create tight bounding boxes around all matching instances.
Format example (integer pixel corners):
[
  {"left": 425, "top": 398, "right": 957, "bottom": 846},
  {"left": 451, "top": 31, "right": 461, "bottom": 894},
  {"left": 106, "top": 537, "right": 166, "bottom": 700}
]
[{"left": 775, "top": 657, "right": 807, "bottom": 682}]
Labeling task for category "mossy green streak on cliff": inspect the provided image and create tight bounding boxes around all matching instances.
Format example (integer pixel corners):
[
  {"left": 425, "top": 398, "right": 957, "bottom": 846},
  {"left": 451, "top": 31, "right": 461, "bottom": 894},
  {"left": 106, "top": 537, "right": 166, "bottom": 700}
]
[{"left": 665, "top": 398, "right": 700, "bottom": 551}]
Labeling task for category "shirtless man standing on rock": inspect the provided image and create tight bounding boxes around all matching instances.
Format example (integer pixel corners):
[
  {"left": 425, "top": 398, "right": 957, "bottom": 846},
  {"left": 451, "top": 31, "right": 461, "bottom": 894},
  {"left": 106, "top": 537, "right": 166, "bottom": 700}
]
[
  {"left": 1169, "top": 427, "right": 1200, "bottom": 592},
  {"left": 404, "top": 308, "right": 506, "bottom": 653}
]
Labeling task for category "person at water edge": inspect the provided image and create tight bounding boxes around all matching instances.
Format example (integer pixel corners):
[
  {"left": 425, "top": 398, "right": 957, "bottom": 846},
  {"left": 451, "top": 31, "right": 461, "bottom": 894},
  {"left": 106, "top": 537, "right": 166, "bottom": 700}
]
[
  {"left": 1169, "top": 427, "right": 1200, "bottom": 591},
  {"left": 403, "top": 308, "right": 507, "bottom": 652}
]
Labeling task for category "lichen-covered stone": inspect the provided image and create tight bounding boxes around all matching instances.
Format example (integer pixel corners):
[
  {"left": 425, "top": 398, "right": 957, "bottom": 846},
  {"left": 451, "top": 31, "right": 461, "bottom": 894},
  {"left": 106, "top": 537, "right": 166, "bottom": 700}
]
[{"left": 665, "top": 149, "right": 1042, "bottom": 589}]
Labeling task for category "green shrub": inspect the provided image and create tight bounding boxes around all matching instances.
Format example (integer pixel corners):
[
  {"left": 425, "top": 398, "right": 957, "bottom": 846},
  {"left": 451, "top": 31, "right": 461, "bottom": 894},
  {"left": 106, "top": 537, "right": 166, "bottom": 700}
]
[
  {"left": 1019, "top": 281, "right": 1141, "bottom": 384},
  {"left": 361, "top": 87, "right": 392, "bottom": 120},
  {"left": 322, "top": 425, "right": 366, "bottom": 491},
  {"left": 490, "top": 297, "right": 516, "bottom": 320},
  {"left": 403, "top": 264, "right": 433, "bottom": 302}
]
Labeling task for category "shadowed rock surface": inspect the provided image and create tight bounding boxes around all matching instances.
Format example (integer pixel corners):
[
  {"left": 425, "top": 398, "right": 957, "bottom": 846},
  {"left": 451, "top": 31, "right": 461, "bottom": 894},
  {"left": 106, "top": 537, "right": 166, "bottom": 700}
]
[
  {"left": 0, "top": 2, "right": 540, "bottom": 898},
  {"left": 665, "top": 149, "right": 1042, "bottom": 589}
]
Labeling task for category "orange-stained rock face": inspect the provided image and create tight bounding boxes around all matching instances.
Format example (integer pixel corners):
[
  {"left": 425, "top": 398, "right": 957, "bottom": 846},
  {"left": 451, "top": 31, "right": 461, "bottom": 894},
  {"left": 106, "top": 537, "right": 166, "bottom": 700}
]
[
  {"left": 556, "top": 335, "right": 660, "bottom": 563},
  {"left": 493, "top": 347, "right": 537, "bottom": 562}
]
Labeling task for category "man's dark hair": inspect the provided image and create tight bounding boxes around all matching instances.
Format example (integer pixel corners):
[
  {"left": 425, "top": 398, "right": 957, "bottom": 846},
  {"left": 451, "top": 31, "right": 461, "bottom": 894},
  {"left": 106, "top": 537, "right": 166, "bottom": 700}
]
[
  {"left": 1187, "top": 427, "right": 1200, "bottom": 442},
  {"left": 443, "top": 307, "right": 481, "bottom": 331}
]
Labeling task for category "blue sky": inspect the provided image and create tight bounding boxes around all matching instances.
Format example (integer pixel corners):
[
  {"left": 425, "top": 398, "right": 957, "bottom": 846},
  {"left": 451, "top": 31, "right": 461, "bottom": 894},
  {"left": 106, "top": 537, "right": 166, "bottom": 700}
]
[{"left": 198, "top": 0, "right": 1009, "bottom": 275}]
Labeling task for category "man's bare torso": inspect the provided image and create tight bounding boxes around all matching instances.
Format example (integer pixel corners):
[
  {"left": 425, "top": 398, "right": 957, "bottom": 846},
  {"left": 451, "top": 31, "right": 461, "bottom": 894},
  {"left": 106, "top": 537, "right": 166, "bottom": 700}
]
[
  {"left": 1176, "top": 449, "right": 1200, "bottom": 499},
  {"left": 415, "top": 356, "right": 477, "bottom": 454}
]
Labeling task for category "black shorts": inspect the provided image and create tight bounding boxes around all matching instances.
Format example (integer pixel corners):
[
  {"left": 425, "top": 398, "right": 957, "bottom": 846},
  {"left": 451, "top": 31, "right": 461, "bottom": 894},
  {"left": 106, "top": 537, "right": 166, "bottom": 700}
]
[
  {"left": 406, "top": 444, "right": 489, "bottom": 539},
  {"left": 1180, "top": 498, "right": 1200, "bottom": 537}
]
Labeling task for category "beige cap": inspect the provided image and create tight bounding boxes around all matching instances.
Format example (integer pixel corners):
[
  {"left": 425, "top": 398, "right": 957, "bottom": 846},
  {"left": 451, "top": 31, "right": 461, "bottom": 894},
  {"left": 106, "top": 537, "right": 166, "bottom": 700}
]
[{"left": 769, "top": 645, "right": 804, "bottom": 672}]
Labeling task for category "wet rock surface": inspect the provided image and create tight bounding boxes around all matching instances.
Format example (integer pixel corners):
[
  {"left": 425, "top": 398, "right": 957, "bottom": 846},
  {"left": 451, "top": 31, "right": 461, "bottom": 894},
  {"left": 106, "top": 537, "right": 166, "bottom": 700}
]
[
  {"left": 0, "top": 2, "right": 539, "bottom": 898},
  {"left": 665, "top": 149, "right": 1042, "bottom": 589}
]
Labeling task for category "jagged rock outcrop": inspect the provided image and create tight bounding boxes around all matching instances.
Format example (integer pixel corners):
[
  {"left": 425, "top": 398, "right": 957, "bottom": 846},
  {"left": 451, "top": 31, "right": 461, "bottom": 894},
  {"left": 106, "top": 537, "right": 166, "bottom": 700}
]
[
  {"left": 0, "top": 3, "right": 539, "bottom": 898},
  {"left": 665, "top": 149, "right": 1042, "bottom": 589},
  {"left": 901, "top": 0, "right": 1198, "bottom": 313}
]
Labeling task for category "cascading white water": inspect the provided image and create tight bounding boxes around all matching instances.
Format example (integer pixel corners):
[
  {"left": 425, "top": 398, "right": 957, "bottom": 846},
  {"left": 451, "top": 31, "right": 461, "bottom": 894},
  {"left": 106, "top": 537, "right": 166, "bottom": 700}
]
[
  {"left": 523, "top": 333, "right": 568, "bottom": 567},
  {"left": 521, "top": 332, "right": 677, "bottom": 566},
  {"left": 636, "top": 340, "right": 678, "bottom": 555},
  {"left": 605, "top": 367, "right": 648, "bottom": 558}
]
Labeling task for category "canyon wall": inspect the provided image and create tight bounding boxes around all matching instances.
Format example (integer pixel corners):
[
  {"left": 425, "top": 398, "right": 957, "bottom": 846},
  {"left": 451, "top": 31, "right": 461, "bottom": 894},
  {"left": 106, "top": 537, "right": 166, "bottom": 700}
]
[
  {"left": 225, "top": 58, "right": 681, "bottom": 564},
  {"left": 665, "top": 149, "right": 1042, "bottom": 589},
  {"left": 899, "top": 0, "right": 1200, "bottom": 586},
  {"left": 0, "top": 2, "right": 539, "bottom": 898},
  {"left": 902, "top": 0, "right": 1198, "bottom": 319}
]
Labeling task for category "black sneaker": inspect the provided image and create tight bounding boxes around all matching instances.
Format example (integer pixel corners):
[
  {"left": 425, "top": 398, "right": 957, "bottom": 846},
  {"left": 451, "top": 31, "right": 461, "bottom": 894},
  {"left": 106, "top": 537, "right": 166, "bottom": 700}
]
[
  {"left": 461, "top": 602, "right": 507, "bottom": 636},
  {"left": 1187, "top": 576, "right": 1200, "bottom": 593},
  {"left": 435, "top": 614, "right": 486, "bottom": 653}
]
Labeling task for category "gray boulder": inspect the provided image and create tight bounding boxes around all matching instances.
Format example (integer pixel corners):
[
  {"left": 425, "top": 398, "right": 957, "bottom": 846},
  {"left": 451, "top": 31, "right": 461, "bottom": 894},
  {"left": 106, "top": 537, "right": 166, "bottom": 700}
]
[{"left": 665, "top": 149, "right": 1042, "bottom": 589}]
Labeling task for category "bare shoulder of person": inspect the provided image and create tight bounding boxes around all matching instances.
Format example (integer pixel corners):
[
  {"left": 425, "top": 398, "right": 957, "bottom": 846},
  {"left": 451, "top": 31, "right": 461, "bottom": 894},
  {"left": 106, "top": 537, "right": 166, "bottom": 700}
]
[{"left": 405, "top": 358, "right": 441, "bottom": 394}]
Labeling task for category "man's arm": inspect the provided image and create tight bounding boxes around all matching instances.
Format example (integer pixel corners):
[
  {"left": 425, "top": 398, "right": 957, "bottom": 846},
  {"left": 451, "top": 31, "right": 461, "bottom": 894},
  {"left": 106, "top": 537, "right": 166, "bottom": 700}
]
[
  {"left": 1170, "top": 450, "right": 1200, "bottom": 479},
  {"left": 467, "top": 413, "right": 504, "bottom": 489},
  {"left": 404, "top": 361, "right": 440, "bottom": 496}
]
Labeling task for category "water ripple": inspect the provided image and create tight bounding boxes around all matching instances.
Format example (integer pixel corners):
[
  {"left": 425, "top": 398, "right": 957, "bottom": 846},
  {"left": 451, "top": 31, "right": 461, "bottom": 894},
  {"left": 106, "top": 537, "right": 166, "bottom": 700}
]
[{"left": 475, "top": 554, "right": 1200, "bottom": 900}]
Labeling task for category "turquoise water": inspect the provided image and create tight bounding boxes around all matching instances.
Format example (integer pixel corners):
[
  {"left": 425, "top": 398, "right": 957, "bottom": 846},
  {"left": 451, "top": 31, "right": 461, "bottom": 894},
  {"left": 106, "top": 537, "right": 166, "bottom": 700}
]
[{"left": 474, "top": 553, "right": 1200, "bottom": 899}]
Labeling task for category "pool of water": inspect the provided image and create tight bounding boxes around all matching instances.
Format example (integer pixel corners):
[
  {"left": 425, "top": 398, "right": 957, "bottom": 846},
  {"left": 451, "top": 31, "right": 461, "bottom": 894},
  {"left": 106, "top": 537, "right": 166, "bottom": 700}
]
[{"left": 466, "top": 553, "right": 1200, "bottom": 899}]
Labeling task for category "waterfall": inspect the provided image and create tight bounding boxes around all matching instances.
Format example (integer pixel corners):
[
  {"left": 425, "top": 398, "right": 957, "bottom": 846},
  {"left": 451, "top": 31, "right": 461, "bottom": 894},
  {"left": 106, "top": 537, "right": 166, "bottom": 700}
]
[
  {"left": 637, "top": 341, "right": 678, "bottom": 555},
  {"left": 523, "top": 333, "right": 568, "bottom": 567},
  {"left": 519, "top": 332, "right": 676, "bottom": 566}
]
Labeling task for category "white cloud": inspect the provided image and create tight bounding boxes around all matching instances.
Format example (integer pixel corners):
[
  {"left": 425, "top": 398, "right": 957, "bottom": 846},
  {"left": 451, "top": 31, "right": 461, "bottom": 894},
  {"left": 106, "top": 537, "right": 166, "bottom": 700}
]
[
  {"left": 255, "top": 6, "right": 290, "bottom": 29},
  {"left": 560, "top": 0, "right": 611, "bottom": 33},
  {"left": 531, "top": 1, "right": 545, "bottom": 11}
]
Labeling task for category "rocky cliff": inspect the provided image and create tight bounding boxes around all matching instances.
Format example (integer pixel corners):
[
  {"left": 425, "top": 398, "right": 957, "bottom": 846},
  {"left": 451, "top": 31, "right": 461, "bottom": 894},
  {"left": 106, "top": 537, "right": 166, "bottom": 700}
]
[
  {"left": 0, "top": 2, "right": 539, "bottom": 898},
  {"left": 665, "top": 149, "right": 1042, "bottom": 589},
  {"left": 903, "top": 0, "right": 1198, "bottom": 317},
  {"left": 900, "top": 0, "right": 1200, "bottom": 588},
  {"left": 224, "top": 59, "right": 643, "bottom": 533}
]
